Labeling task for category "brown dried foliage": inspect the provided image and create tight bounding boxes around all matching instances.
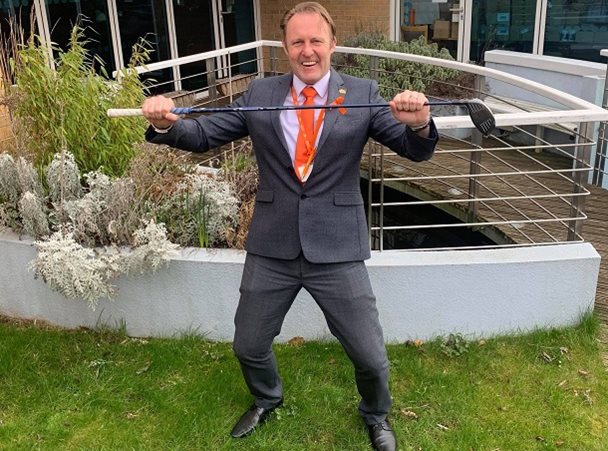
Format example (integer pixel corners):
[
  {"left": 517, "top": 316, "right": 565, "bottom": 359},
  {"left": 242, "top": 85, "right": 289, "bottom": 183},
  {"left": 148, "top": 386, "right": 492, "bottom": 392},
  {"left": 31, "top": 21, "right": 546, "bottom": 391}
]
[
  {"left": 225, "top": 197, "right": 255, "bottom": 250},
  {"left": 127, "top": 143, "right": 195, "bottom": 204},
  {"left": 428, "top": 71, "right": 477, "bottom": 100}
]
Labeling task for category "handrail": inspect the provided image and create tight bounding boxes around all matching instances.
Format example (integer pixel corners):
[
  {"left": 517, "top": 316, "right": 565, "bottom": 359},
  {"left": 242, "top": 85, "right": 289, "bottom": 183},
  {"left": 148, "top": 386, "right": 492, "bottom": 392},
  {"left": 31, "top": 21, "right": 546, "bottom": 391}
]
[
  {"left": 116, "top": 40, "right": 608, "bottom": 129},
  {"left": 118, "top": 39, "right": 603, "bottom": 250}
]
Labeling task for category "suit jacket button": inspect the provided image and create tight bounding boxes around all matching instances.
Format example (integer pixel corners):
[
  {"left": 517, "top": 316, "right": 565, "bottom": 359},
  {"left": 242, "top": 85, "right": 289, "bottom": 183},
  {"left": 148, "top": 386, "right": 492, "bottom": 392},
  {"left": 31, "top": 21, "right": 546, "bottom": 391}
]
[{"left": 300, "top": 194, "right": 307, "bottom": 199}]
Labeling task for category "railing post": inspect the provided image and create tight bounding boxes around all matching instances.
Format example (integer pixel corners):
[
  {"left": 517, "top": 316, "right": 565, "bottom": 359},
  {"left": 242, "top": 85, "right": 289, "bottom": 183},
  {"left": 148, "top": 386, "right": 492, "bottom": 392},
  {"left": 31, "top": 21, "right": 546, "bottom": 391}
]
[
  {"left": 270, "top": 47, "right": 278, "bottom": 76},
  {"left": 205, "top": 57, "right": 217, "bottom": 105},
  {"left": 369, "top": 55, "right": 380, "bottom": 81},
  {"left": 367, "top": 142, "right": 380, "bottom": 251},
  {"left": 568, "top": 121, "right": 594, "bottom": 240},
  {"left": 467, "top": 130, "right": 482, "bottom": 222},
  {"left": 466, "top": 74, "right": 487, "bottom": 222},
  {"left": 367, "top": 55, "right": 382, "bottom": 249},
  {"left": 593, "top": 51, "right": 608, "bottom": 186}
]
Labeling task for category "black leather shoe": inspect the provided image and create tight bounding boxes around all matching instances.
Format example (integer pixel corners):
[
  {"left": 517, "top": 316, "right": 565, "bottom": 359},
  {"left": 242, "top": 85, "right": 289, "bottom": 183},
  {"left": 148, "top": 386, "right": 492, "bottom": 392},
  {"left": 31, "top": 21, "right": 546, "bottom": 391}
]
[
  {"left": 367, "top": 419, "right": 397, "bottom": 451},
  {"left": 230, "top": 400, "right": 283, "bottom": 438}
]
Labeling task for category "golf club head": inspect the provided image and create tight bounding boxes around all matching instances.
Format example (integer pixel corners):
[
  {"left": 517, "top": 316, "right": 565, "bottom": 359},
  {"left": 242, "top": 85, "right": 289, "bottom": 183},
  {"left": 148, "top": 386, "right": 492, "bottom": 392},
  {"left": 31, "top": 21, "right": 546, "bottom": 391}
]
[{"left": 464, "top": 99, "right": 495, "bottom": 137}]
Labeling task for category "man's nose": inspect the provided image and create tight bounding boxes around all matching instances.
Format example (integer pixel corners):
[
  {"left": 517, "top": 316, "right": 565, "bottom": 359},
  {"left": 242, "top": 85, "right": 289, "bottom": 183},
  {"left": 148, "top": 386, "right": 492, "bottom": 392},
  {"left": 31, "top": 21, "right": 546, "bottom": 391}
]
[{"left": 301, "top": 41, "right": 314, "bottom": 56}]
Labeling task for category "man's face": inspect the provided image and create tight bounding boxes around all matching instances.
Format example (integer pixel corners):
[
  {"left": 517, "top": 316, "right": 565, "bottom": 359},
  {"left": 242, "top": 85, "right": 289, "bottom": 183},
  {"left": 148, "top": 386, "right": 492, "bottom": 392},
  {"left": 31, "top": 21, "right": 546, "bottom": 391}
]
[{"left": 283, "top": 12, "right": 336, "bottom": 85}]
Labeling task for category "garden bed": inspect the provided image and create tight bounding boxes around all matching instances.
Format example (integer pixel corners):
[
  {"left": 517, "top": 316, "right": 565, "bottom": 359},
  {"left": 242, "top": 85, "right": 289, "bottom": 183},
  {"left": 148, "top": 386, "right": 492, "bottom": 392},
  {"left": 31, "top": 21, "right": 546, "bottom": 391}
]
[{"left": 0, "top": 231, "right": 600, "bottom": 341}]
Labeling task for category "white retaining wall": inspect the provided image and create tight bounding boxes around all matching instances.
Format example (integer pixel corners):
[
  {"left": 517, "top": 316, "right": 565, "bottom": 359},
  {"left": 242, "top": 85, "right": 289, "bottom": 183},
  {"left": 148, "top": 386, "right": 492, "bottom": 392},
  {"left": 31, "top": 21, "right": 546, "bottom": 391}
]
[{"left": 0, "top": 232, "right": 600, "bottom": 342}]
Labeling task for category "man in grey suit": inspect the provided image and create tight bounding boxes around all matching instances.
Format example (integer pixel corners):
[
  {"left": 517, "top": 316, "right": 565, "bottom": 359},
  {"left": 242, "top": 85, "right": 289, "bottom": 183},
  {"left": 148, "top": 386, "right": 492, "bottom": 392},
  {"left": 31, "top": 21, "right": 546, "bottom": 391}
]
[{"left": 143, "top": 2, "right": 437, "bottom": 449}]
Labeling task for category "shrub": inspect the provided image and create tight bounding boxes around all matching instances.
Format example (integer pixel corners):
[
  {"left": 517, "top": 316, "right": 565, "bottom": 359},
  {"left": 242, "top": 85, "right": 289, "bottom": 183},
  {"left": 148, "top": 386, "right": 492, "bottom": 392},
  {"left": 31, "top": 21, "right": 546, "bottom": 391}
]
[
  {"left": 6, "top": 27, "right": 147, "bottom": 177},
  {"left": 29, "top": 224, "right": 177, "bottom": 310},
  {"left": 335, "top": 33, "right": 469, "bottom": 99},
  {"left": 154, "top": 171, "right": 240, "bottom": 248},
  {"left": 45, "top": 150, "right": 82, "bottom": 204},
  {"left": 0, "top": 23, "right": 254, "bottom": 307},
  {"left": 0, "top": 153, "right": 19, "bottom": 203}
]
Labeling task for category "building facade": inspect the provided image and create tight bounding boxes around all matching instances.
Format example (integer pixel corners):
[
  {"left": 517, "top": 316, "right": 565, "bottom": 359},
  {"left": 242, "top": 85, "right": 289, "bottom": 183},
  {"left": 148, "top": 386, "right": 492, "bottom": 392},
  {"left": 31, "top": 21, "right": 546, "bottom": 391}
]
[{"left": 1, "top": 0, "right": 607, "bottom": 78}]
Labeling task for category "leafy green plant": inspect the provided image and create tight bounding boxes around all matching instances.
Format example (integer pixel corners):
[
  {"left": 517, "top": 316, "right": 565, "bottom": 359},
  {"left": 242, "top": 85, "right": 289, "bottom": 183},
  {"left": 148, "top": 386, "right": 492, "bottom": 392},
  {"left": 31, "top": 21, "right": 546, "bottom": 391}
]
[
  {"left": 440, "top": 332, "right": 470, "bottom": 357},
  {"left": 335, "top": 33, "right": 470, "bottom": 99},
  {"left": 7, "top": 27, "right": 147, "bottom": 177}
]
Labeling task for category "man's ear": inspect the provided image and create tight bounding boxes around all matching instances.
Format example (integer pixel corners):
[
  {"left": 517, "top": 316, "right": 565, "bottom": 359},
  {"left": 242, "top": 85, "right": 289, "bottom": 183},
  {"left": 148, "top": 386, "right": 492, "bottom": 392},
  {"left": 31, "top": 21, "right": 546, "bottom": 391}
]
[
  {"left": 282, "top": 41, "right": 289, "bottom": 56},
  {"left": 329, "top": 37, "right": 337, "bottom": 54}
]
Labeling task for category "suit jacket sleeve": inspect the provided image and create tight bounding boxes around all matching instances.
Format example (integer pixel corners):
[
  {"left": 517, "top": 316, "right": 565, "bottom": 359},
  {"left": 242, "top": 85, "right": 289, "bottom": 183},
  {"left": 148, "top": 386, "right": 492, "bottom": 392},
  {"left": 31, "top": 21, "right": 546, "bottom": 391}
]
[
  {"left": 144, "top": 84, "right": 255, "bottom": 152},
  {"left": 367, "top": 79, "right": 438, "bottom": 162}
]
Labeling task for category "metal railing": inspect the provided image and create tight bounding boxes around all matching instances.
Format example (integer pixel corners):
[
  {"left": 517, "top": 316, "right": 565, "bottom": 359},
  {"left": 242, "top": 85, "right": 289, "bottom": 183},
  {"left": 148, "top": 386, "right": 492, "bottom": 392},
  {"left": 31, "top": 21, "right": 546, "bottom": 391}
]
[
  {"left": 594, "top": 49, "right": 608, "bottom": 188},
  {"left": 122, "top": 41, "right": 608, "bottom": 251}
]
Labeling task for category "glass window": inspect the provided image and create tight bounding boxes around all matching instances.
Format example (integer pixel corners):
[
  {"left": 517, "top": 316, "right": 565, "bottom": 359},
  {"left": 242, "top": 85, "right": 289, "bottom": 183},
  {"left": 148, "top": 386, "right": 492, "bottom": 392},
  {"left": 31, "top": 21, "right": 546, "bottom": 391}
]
[
  {"left": 1, "top": 0, "right": 33, "bottom": 83},
  {"left": 221, "top": 0, "right": 256, "bottom": 74},
  {"left": 173, "top": 0, "right": 215, "bottom": 92},
  {"left": 116, "top": 0, "right": 171, "bottom": 93},
  {"left": 1, "top": 0, "right": 33, "bottom": 49},
  {"left": 399, "top": 0, "right": 458, "bottom": 58},
  {"left": 544, "top": 0, "right": 608, "bottom": 63},
  {"left": 469, "top": 0, "right": 537, "bottom": 62},
  {"left": 45, "top": 0, "right": 115, "bottom": 74}
]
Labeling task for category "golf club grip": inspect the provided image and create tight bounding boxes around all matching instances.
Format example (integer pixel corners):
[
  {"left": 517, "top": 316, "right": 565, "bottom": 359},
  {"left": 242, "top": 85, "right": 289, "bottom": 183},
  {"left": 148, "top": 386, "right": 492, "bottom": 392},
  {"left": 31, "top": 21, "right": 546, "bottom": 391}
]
[{"left": 107, "top": 108, "right": 145, "bottom": 117}]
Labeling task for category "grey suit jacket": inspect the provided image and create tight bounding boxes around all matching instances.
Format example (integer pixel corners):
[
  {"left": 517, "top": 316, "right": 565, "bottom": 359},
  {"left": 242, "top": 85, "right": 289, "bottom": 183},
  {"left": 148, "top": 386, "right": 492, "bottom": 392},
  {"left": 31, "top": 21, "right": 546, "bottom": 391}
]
[{"left": 147, "top": 68, "right": 438, "bottom": 263}]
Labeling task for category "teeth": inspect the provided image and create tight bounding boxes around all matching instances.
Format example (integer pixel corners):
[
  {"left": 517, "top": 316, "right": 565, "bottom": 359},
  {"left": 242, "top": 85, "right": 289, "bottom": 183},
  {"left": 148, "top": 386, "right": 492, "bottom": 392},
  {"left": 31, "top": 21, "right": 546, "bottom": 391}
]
[{"left": 302, "top": 62, "right": 316, "bottom": 66}]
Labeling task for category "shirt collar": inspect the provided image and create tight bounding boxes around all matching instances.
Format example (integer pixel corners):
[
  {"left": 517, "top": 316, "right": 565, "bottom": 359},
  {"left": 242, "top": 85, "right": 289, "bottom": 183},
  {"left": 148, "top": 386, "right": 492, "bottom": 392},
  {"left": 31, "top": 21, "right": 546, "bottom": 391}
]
[{"left": 292, "top": 71, "right": 331, "bottom": 99}]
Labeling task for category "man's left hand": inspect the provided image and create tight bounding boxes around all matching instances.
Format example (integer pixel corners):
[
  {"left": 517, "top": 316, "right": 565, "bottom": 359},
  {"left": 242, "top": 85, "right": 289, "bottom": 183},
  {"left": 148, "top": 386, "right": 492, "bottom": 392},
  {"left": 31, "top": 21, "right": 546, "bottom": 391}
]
[{"left": 389, "top": 90, "right": 431, "bottom": 135}]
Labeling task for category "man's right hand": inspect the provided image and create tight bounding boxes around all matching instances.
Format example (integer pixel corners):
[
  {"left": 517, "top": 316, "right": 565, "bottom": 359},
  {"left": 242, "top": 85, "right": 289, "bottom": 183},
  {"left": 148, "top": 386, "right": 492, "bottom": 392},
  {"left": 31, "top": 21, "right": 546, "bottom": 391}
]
[{"left": 142, "top": 95, "right": 180, "bottom": 130}]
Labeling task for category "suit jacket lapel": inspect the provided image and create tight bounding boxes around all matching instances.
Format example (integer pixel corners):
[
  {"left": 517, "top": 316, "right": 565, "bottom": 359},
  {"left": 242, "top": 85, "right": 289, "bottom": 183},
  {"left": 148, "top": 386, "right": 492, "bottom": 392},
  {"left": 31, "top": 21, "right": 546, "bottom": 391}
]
[
  {"left": 270, "top": 74, "right": 292, "bottom": 161},
  {"left": 316, "top": 68, "right": 344, "bottom": 152}
]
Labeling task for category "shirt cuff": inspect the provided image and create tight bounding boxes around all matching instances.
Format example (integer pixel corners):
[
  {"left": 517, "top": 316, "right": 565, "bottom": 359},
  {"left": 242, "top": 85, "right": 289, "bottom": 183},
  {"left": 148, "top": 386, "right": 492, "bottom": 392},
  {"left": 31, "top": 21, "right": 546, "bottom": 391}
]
[{"left": 152, "top": 124, "right": 173, "bottom": 134}]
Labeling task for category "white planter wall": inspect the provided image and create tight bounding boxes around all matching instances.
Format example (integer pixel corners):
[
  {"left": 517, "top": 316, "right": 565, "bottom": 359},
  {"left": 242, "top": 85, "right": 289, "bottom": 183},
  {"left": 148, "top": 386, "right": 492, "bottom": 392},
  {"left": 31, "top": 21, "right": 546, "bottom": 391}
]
[{"left": 0, "top": 232, "right": 600, "bottom": 342}]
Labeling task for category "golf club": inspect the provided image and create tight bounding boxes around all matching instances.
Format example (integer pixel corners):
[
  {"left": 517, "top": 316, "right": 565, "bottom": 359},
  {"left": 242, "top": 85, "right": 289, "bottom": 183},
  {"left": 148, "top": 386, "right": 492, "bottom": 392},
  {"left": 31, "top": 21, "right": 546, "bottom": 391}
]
[{"left": 107, "top": 98, "right": 495, "bottom": 136}]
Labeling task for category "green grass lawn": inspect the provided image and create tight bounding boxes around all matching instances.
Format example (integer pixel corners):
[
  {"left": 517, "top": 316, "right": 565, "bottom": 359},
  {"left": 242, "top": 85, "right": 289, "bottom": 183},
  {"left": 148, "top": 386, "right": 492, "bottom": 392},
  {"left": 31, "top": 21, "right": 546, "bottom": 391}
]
[{"left": 0, "top": 315, "right": 607, "bottom": 450}]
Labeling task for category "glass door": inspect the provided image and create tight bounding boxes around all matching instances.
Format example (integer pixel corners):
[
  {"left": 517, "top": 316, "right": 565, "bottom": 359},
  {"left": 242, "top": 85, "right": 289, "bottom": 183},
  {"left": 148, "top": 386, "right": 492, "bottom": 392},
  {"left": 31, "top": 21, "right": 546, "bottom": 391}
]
[
  {"left": 115, "top": 0, "right": 172, "bottom": 93},
  {"left": 543, "top": 0, "right": 608, "bottom": 63},
  {"left": 399, "top": 0, "right": 463, "bottom": 60},
  {"left": 44, "top": 0, "right": 115, "bottom": 73},
  {"left": 216, "top": 0, "right": 256, "bottom": 76},
  {"left": 172, "top": 0, "right": 215, "bottom": 91},
  {"left": 469, "top": 0, "right": 538, "bottom": 62}
]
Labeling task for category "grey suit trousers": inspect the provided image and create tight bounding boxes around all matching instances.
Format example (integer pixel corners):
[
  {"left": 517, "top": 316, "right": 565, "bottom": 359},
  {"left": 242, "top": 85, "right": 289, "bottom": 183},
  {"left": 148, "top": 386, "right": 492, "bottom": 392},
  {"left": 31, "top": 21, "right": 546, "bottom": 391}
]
[{"left": 232, "top": 252, "right": 391, "bottom": 425}]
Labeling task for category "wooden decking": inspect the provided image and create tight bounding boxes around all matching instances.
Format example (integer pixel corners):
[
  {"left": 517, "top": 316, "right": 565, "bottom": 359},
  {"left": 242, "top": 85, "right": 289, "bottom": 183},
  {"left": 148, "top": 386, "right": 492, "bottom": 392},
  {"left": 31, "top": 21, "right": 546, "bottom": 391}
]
[{"left": 367, "top": 136, "right": 608, "bottom": 322}]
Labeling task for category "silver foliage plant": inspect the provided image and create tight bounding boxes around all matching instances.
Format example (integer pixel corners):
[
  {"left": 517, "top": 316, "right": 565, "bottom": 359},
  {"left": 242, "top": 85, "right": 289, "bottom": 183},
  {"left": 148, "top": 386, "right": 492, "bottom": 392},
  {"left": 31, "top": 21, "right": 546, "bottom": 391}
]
[
  {"left": 46, "top": 149, "right": 82, "bottom": 204},
  {"left": 30, "top": 229, "right": 123, "bottom": 308},
  {"left": 0, "top": 153, "right": 20, "bottom": 203},
  {"left": 185, "top": 172, "right": 239, "bottom": 245},
  {"left": 124, "top": 219, "right": 179, "bottom": 276},
  {"left": 18, "top": 191, "right": 49, "bottom": 238},
  {"left": 16, "top": 156, "right": 44, "bottom": 197},
  {"left": 0, "top": 149, "right": 244, "bottom": 307},
  {"left": 30, "top": 220, "right": 178, "bottom": 309},
  {"left": 62, "top": 171, "right": 112, "bottom": 246}
]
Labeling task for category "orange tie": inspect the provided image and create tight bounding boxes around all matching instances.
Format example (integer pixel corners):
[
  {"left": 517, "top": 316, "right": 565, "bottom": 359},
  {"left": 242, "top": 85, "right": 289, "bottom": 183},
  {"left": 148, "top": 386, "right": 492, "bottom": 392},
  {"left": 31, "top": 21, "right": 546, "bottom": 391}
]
[{"left": 294, "top": 86, "right": 317, "bottom": 181}]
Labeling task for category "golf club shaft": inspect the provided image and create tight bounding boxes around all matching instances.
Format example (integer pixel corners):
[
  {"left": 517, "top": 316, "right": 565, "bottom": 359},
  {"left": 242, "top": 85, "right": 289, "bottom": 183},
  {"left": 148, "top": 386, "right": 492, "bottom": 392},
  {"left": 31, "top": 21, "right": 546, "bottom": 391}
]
[{"left": 107, "top": 100, "right": 473, "bottom": 118}]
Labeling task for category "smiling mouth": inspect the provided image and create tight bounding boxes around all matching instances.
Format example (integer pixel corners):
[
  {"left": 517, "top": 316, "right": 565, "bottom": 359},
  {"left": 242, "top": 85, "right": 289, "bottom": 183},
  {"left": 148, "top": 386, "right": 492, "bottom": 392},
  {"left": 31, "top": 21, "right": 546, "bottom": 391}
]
[{"left": 301, "top": 61, "right": 318, "bottom": 67}]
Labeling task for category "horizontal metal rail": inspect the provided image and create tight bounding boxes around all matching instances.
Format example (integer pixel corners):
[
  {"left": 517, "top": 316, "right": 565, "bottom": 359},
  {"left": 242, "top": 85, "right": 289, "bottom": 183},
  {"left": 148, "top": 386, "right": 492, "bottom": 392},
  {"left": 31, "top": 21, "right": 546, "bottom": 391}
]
[{"left": 118, "top": 41, "right": 605, "bottom": 251}]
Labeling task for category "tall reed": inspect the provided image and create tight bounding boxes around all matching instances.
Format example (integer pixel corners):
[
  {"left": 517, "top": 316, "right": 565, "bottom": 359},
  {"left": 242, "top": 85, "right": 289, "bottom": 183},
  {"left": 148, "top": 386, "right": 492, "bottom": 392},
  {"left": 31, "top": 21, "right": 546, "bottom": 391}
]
[{"left": 6, "top": 26, "right": 148, "bottom": 177}]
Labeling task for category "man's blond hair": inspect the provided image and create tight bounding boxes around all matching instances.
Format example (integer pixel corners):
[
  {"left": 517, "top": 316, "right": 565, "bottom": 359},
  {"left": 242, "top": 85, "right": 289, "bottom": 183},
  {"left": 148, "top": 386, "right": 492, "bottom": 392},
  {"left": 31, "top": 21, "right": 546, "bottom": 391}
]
[{"left": 280, "top": 2, "right": 336, "bottom": 40}]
